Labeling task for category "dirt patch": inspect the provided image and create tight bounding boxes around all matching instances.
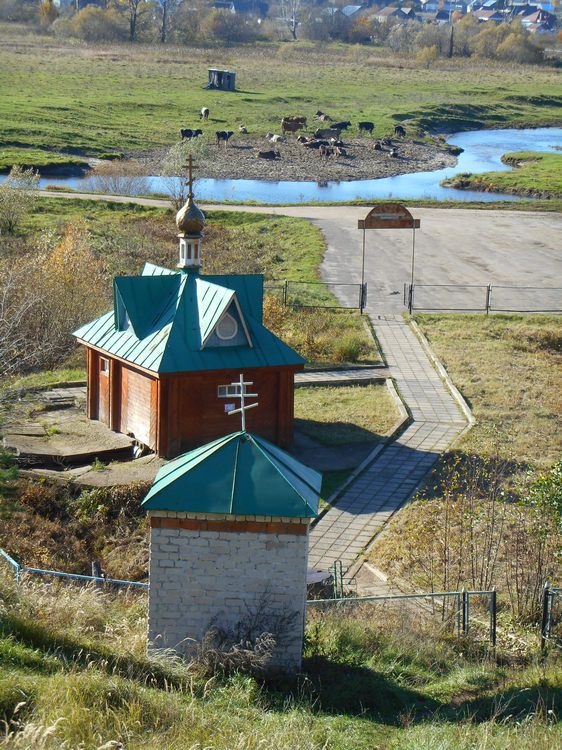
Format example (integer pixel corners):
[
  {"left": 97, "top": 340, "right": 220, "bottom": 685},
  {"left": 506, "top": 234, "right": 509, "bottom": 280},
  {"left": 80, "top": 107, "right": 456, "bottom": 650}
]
[{"left": 139, "top": 136, "right": 456, "bottom": 183}]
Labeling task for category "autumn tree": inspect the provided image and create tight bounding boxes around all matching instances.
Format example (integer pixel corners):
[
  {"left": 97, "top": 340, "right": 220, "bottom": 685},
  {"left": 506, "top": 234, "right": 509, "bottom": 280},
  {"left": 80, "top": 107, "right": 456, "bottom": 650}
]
[
  {"left": 38, "top": 0, "right": 58, "bottom": 28},
  {"left": 0, "top": 165, "right": 39, "bottom": 236}
]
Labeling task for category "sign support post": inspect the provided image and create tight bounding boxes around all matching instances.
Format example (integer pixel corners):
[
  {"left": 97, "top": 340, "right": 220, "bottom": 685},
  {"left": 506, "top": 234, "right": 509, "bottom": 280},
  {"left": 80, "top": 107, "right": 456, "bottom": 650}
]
[{"left": 358, "top": 204, "right": 420, "bottom": 315}]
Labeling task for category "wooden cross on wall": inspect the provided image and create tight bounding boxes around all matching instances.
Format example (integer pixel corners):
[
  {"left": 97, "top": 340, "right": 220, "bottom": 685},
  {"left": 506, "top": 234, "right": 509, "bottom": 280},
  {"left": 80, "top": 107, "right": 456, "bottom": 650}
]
[{"left": 223, "top": 374, "right": 259, "bottom": 432}]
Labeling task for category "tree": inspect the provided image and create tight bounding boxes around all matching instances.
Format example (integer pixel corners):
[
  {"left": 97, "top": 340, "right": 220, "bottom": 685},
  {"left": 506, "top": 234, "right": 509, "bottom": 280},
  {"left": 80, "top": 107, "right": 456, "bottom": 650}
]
[
  {"left": 280, "top": 0, "right": 302, "bottom": 40},
  {"left": 0, "top": 165, "right": 39, "bottom": 236},
  {"left": 158, "top": 0, "right": 182, "bottom": 43},
  {"left": 38, "top": 0, "right": 58, "bottom": 28}
]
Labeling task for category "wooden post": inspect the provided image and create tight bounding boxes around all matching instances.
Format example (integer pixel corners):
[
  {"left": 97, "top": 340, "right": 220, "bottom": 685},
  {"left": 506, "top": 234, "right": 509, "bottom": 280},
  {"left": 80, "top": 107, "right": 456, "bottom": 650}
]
[
  {"left": 486, "top": 284, "right": 492, "bottom": 315},
  {"left": 541, "top": 582, "right": 550, "bottom": 653},
  {"left": 490, "top": 589, "right": 497, "bottom": 650},
  {"left": 461, "top": 589, "right": 469, "bottom": 636}
]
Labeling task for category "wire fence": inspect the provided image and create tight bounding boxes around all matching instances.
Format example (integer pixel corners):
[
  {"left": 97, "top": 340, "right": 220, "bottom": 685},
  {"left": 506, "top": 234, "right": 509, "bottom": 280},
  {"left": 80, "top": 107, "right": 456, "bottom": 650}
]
[
  {"left": 308, "top": 585, "right": 497, "bottom": 647},
  {"left": 404, "top": 283, "right": 562, "bottom": 314},
  {"left": 0, "top": 547, "right": 147, "bottom": 590},
  {"left": 265, "top": 279, "right": 367, "bottom": 310}
]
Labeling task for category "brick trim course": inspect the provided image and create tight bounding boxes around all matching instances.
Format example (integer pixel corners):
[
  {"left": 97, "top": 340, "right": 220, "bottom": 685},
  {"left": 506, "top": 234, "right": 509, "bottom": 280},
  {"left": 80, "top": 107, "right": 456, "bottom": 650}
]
[{"left": 150, "top": 515, "right": 308, "bottom": 536}]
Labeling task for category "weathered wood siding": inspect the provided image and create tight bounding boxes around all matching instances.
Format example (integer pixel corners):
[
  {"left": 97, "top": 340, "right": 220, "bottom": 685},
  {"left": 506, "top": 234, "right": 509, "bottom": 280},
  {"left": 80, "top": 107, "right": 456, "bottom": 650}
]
[
  {"left": 120, "top": 365, "right": 157, "bottom": 448},
  {"left": 159, "top": 367, "right": 296, "bottom": 458}
]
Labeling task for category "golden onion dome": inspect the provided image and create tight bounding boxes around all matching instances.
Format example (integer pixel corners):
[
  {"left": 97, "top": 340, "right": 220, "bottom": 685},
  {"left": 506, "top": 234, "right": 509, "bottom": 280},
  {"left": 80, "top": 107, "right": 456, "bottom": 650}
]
[{"left": 176, "top": 195, "right": 205, "bottom": 236}]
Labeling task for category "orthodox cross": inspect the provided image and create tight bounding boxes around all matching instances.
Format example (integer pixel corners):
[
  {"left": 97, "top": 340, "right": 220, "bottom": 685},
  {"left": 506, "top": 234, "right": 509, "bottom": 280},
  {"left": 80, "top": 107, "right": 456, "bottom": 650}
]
[
  {"left": 184, "top": 153, "right": 197, "bottom": 198},
  {"left": 226, "top": 374, "right": 258, "bottom": 432}
]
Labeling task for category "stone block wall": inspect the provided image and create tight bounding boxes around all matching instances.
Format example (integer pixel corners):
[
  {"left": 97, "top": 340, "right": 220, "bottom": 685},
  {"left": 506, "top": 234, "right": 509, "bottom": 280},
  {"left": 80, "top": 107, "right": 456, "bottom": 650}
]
[{"left": 147, "top": 512, "right": 310, "bottom": 672}]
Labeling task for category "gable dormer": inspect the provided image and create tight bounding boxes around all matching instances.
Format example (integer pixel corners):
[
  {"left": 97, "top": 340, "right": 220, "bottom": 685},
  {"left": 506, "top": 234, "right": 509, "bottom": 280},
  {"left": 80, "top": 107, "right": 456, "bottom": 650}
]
[{"left": 202, "top": 297, "right": 252, "bottom": 349}]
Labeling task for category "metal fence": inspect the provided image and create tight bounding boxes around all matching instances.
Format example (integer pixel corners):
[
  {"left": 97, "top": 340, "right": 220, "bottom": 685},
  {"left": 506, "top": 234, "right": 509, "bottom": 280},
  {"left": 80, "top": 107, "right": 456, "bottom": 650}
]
[
  {"left": 308, "top": 584, "right": 497, "bottom": 647},
  {"left": 541, "top": 582, "right": 562, "bottom": 651},
  {"left": 266, "top": 279, "right": 367, "bottom": 311},
  {"left": 0, "top": 547, "right": 148, "bottom": 590},
  {"left": 404, "top": 283, "right": 562, "bottom": 314}
]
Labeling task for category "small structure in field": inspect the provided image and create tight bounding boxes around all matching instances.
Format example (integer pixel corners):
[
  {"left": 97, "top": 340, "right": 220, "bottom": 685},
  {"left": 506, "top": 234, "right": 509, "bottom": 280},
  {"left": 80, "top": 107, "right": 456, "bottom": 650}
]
[
  {"left": 207, "top": 68, "right": 236, "bottom": 91},
  {"left": 143, "top": 421, "right": 321, "bottom": 672},
  {"left": 73, "top": 166, "right": 303, "bottom": 458}
]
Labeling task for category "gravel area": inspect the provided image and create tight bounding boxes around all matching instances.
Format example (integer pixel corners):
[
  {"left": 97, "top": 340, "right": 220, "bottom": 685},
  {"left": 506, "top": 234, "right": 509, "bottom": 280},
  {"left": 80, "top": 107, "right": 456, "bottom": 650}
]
[{"left": 142, "top": 136, "right": 457, "bottom": 183}]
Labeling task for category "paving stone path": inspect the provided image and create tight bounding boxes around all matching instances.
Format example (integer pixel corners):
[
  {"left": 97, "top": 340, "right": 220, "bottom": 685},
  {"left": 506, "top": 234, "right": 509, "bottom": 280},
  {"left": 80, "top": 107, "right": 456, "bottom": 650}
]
[{"left": 308, "top": 314, "right": 468, "bottom": 573}]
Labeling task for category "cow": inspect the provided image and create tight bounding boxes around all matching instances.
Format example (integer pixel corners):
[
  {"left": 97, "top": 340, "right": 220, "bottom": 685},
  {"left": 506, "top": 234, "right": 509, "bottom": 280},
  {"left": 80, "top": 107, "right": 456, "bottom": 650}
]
[
  {"left": 266, "top": 132, "right": 285, "bottom": 143},
  {"left": 302, "top": 139, "right": 329, "bottom": 149},
  {"left": 374, "top": 140, "right": 383, "bottom": 151},
  {"left": 200, "top": 107, "right": 210, "bottom": 120},
  {"left": 394, "top": 124, "right": 406, "bottom": 137},
  {"left": 332, "top": 121, "right": 351, "bottom": 131},
  {"left": 296, "top": 135, "right": 308, "bottom": 144},
  {"left": 216, "top": 130, "right": 234, "bottom": 146},
  {"left": 256, "top": 149, "right": 281, "bottom": 160},
  {"left": 179, "top": 128, "right": 203, "bottom": 140},
  {"left": 319, "top": 114, "right": 332, "bottom": 122},
  {"left": 333, "top": 146, "right": 346, "bottom": 158},
  {"left": 381, "top": 137, "right": 393, "bottom": 146},
  {"left": 239, "top": 125, "right": 248, "bottom": 133},
  {"left": 389, "top": 147, "right": 398, "bottom": 158},
  {"left": 283, "top": 115, "right": 307, "bottom": 126},
  {"left": 281, "top": 119, "right": 305, "bottom": 134},
  {"left": 319, "top": 144, "right": 332, "bottom": 158},
  {"left": 314, "top": 128, "right": 341, "bottom": 140},
  {"left": 358, "top": 121, "right": 374, "bottom": 134}
]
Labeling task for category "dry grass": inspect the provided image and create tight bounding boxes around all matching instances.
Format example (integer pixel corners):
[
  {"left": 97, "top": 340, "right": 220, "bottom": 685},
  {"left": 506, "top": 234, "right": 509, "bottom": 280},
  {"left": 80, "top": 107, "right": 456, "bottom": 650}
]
[
  {"left": 414, "top": 314, "right": 562, "bottom": 467},
  {"left": 294, "top": 383, "right": 399, "bottom": 445}
]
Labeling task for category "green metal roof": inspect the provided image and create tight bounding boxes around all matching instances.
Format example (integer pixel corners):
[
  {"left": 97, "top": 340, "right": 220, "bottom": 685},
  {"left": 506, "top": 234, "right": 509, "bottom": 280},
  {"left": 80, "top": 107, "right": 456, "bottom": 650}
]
[
  {"left": 74, "top": 264, "right": 304, "bottom": 374},
  {"left": 142, "top": 431, "right": 320, "bottom": 518}
]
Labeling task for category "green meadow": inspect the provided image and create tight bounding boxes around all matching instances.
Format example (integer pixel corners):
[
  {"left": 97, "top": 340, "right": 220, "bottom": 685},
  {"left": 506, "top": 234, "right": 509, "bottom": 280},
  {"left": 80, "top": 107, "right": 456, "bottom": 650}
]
[
  {"left": 0, "top": 23, "right": 561, "bottom": 165},
  {"left": 445, "top": 151, "right": 562, "bottom": 198}
]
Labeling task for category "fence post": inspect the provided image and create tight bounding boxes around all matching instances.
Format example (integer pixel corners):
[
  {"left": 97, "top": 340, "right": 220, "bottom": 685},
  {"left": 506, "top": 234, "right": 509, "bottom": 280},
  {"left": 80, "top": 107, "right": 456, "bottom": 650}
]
[
  {"left": 283, "top": 279, "right": 288, "bottom": 307},
  {"left": 486, "top": 284, "right": 492, "bottom": 315},
  {"left": 541, "top": 581, "right": 550, "bottom": 653},
  {"left": 490, "top": 589, "right": 497, "bottom": 650},
  {"left": 461, "top": 589, "right": 469, "bottom": 636},
  {"left": 456, "top": 592, "right": 461, "bottom": 637},
  {"left": 408, "top": 284, "right": 414, "bottom": 315},
  {"left": 360, "top": 282, "right": 368, "bottom": 314}
]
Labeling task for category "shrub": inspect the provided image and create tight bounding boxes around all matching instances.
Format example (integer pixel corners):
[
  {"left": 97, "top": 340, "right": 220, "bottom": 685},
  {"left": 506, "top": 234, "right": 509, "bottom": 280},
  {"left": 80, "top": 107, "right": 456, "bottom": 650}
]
[
  {"left": 331, "top": 333, "right": 367, "bottom": 363},
  {"left": 416, "top": 44, "right": 439, "bottom": 69},
  {"left": 0, "top": 165, "right": 39, "bottom": 235},
  {"left": 69, "top": 6, "right": 127, "bottom": 43}
]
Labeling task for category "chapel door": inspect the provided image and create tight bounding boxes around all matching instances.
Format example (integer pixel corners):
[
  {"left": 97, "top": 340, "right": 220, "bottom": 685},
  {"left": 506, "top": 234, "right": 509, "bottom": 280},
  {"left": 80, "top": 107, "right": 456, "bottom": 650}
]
[
  {"left": 98, "top": 356, "right": 110, "bottom": 425},
  {"left": 120, "top": 366, "right": 155, "bottom": 448}
]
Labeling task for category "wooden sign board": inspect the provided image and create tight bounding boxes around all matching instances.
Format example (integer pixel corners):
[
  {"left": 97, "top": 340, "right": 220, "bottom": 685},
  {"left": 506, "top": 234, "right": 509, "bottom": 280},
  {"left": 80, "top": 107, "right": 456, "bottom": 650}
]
[{"left": 358, "top": 204, "right": 420, "bottom": 230}]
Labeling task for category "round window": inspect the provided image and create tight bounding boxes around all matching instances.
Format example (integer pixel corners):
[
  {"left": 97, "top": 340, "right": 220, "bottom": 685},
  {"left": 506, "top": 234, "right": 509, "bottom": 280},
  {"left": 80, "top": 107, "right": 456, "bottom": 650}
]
[{"left": 216, "top": 312, "right": 238, "bottom": 341}]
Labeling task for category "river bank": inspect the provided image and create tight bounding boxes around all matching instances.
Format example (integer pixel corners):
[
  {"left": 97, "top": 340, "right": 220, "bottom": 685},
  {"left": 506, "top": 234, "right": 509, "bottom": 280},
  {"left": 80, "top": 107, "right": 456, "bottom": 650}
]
[{"left": 132, "top": 136, "right": 457, "bottom": 183}]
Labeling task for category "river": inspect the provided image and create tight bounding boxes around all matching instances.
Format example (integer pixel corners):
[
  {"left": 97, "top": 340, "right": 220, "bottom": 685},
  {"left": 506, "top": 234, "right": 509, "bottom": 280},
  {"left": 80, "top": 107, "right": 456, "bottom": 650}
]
[{"left": 28, "top": 126, "right": 562, "bottom": 204}]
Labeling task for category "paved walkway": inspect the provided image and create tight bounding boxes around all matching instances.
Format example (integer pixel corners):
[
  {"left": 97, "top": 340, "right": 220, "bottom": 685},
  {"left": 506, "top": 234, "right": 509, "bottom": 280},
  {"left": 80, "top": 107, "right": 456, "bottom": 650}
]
[{"left": 308, "top": 315, "right": 468, "bottom": 572}]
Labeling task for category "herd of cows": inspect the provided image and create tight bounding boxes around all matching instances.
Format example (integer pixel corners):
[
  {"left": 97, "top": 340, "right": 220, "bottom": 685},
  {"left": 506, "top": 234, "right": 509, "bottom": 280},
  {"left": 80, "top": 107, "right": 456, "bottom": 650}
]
[{"left": 178, "top": 107, "right": 409, "bottom": 161}]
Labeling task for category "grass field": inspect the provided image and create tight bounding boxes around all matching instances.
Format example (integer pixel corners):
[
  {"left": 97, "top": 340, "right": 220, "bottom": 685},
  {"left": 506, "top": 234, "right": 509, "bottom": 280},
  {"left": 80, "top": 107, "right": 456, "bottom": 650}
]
[
  {"left": 0, "top": 148, "right": 89, "bottom": 174},
  {"left": 295, "top": 383, "right": 399, "bottom": 445},
  {"left": 0, "top": 24, "right": 561, "bottom": 166},
  {"left": 414, "top": 314, "right": 562, "bottom": 467},
  {"left": 444, "top": 152, "right": 562, "bottom": 199},
  {"left": 0, "top": 573, "right": 559, "bottom": 750}
]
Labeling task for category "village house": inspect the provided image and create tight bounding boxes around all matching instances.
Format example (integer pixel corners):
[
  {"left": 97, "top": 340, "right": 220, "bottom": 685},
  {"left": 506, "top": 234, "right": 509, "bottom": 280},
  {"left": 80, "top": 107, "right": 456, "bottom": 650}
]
[{"left": 73, "top": 183, "right": 304, "bottom": 459}]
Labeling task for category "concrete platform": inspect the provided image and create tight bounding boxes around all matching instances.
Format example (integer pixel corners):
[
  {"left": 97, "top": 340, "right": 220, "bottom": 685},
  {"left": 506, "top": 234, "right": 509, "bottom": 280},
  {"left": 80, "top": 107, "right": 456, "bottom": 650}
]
[{"left": 2, "top": 385, "right": 134, "bottom": 469}]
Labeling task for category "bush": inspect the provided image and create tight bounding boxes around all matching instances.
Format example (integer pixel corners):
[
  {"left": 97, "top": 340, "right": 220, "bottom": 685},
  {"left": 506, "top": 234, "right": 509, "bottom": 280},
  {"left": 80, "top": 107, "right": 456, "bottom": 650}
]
[
  {"left": 416, "top": 44, "right": 439, "bottom": 69},
  {"left": 63, "top": 6, "right": 128, "bottom": 43},
  {"left": 331, "top": 333, "right": 367, "bottom": 363},
  {"left": 0, "top": 221, "right": 107, "bottom": 377},
  {"left": 0, "top": 165, "right": 39, "bottom": 235}
]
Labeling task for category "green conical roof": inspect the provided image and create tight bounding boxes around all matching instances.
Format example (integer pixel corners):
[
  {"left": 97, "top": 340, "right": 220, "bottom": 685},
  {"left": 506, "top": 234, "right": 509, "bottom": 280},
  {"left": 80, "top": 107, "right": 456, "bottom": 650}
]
[{"left": 142, "top": 431, "right": 320, "bottom": 518}]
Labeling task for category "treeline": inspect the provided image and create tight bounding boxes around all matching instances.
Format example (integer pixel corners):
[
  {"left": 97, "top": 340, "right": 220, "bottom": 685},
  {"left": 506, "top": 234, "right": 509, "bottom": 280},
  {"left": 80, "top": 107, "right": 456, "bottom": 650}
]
[{"left": 0, "top": 0, "right": 550, "bottom": 64}]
